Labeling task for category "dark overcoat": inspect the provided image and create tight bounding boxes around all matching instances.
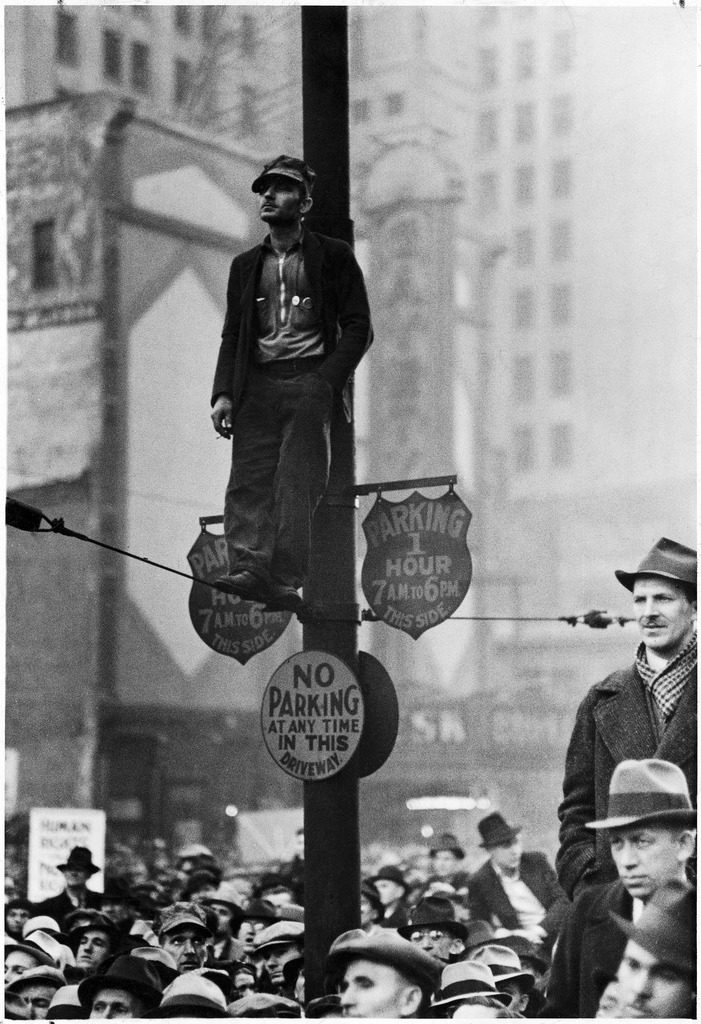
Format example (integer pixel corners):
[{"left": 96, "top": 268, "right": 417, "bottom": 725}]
[
  {"left": 211, "top": 231, "right": 372, "bottom": 421},
  {"left": 556, "top": 665, "right": 697, "bottom": 898},
  {"left": 540, "top": 879, "right": 631, "bottom": 1019},
  {"left": 32, "top": 888, "right": 102, "bottom": 928},
  {"left": 466, "top": 851, "right": 569, "bottom": 949}
]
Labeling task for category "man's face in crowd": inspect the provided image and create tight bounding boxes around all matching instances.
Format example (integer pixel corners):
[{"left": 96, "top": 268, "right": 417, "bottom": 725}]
[
  {"left": 609, "top": 825, "right": 692, "bottom": 900},
  {"left": 497, "top": 979, "right": 530, "bottom": 1014},
  {"left": 374, "top": 879, "right": 404, "bottom": 906},
  {"left": 339, "top": 958, "right": 421, "bottom": 1018},
  {"left": 431, "top": 851, "right": 461, "bottom": 879},
  {"left": 235, "top": 918, "right": 267, "bottom": 955},
  {"left": 62, "top": 867, "right": 89, "bottom": 889},
  {"left": 12, "top": 982, "right": 56, "bottom": 1020},
  {"left": 633, "top": 577, "right": 697, "bottom": 659},
  {"left": 258, "top": 177, "right": 310, "bottom": 228},
  {"left": 596, "top": 979, "right": 629, "bottom": 1018},
  {"left": 234, "top": 968, "right": 256, "bottom": 998},
  {"left": 90, "top": 987, "right": 148, "bottom": 1019},
  {"left": 489, "top": 836, "right": 522, "bottom": 873},
  {"left": 262, "top": 941, "right": 302, "bottom": 987},
  {"left": 5, "top": 906, "right": 31, "bottom": 937},
  {"left": 209, "top": 901, "right": 234, "bottom": 937},
  {"left": 5, "top": 949, "right": 41, "bottom": 983},
  {"left": 360, "top": 896, "right": 380, "bottom": 929},
  {"left": 616, "top": 939, "right": 694, "bottom": 1018},
  {"left": 99, "top": 899, "right": 131, "bottom": 925},
  {"left": 159, "top": 926, "right": 208, "bottom": 973},
  {"left": 407, "top": 926, "right": 462, "bottom": 964},
  {"left": 76, "top": 928, "right": 113, "bottom": 972}
]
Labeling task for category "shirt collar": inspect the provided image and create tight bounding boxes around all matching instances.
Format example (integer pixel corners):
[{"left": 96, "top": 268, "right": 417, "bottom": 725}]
[{"left": 262, "top": 229, "right": 305, "bottom": 254}]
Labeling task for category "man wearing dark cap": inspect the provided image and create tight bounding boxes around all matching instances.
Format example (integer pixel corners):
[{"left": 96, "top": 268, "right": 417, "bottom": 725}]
[
  {"left": 612, "top": 879, "right": 695, "bottom": 1019},
  {"left": 77, "top": 955, "right": 163, "bottom": 1018},
  {"left": 212, "top": 154, "right": 373, "bottom": 612},
  {"left": 156, "top": 903, "right": 212, "bottom": 974},
  {"left": 557, "top": 537, "right": 697, "bottom": 898},
  {"left": 467, "top": 813, "right": 567, "bottom": 950},
  {"left": 252, "top": 920, "right": 304, "bottom": 995},
  {"left": 32, "top": 847, "right": 102, "bottom": 923},
  {"left": 397, "top": 896, "right": 467, "bottom": 964},
  {"left": 327, "top": 928, "right": 441, "bottom": 1018},
  {"left": 543, "top": 758, "right": 696, "bottom": 1018},
  {"left": 368, "top": 865, "right": 410, "bottom": 928}
]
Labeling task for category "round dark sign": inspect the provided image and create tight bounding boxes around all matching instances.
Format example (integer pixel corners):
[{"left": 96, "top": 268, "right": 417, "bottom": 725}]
[
  {"left": 187, "top": 529, "right": 292, "bottom": 664},
  {"left": 361, "top": 489, "right": 472, "bottom": 639}
]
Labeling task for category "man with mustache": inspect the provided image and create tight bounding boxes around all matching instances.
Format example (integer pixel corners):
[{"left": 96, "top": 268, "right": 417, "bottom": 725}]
[{"left": 556, "top": 537, "right": 696, "bottom": 898}]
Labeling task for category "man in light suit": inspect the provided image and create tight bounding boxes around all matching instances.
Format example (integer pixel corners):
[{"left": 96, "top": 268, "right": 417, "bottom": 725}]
[
  {"left": 467, "top": 812, "right": 568, "bottom": 951},
  {"left": 556, "top": 537, "right": 697, "bottom": 898}
]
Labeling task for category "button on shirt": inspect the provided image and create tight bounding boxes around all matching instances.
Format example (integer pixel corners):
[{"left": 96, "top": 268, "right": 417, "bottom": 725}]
[{"left": 255, "top": 236, "right": 324, "bottom": 363}]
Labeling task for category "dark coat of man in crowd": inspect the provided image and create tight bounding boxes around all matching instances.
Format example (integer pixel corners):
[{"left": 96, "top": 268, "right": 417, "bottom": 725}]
[
  {"left": 32, "top": 847, "right": 102, "bottom": 926},
  {"left": 556, "top": 538, "right": 697, "bottom": 898}
]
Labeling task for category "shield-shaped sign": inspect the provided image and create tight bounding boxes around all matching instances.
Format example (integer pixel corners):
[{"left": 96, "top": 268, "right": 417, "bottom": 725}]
[
  {"left": 361, "top": 489, "right": 472, "bottom": 639},
  {"left": 187, "top": 529, "right": 292, "bottom": 665}
]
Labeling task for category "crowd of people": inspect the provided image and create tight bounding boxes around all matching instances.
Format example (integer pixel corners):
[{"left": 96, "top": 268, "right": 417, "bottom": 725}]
[{"left": 4, "top": 536, "right": 697, "bottom": 1019}]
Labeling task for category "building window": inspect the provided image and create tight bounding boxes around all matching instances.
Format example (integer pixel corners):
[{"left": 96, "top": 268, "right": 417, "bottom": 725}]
[
  {"left": 551, "top": 220, "right": 571, "bottom": 261},
  {"left": 32, "top": 220, "right": 57, "bottom": 291},
  {"left": 551, "top": 422, "right": 573, "bottom": 467},
  {"left": 551, "top": 283, "right": 572, "bottom": 325},
  {"left": 478, "top": 109, "right": 498, "bottom": 151},
  {"left": 513, "top": 355, "right": 535, "bottom": 403},
  {"left": 477, "top": 172, "right": 499, "bottom": 212},
  {"left": 239, "top": 13, "right": 257, "bottom": 57},
  {"left": 238, "top": 85, "right": 257, "bottom": 136},
  {"left": 514, "top": 227, "right": 534, "bottom": 265},
  {"left": 515, "top": 39, "right": 535, "bottom": 80},
  {"left": 553, "top": 30, "right": 574, "bottom": 74},
  {"left": 514, "top": 426, "right": 535, "bottom": 472},
  {"left": 515, "top": 164, "right": 535, "bottom": 205},
  {"left": 515, "top": 103, "right": 535, "bottom": 144},
  {"left": 103, "top": 30, "right": 122, "bottom": 83},
  {"left": 352, "top": 99, "right": 370, "bottom": 123},
  {"left": 385, "top": 92, "right": 405, "bottom": 117},
  {"left": 131, "top": 41, "right": 151, "bottom": 94},
  {"left": 174, "top": 58, "right": 191, "bottom": 106},
  {"left": 550, "top": 350, "right": 573, "bottom": 396},
  {"left": 552, "top": 94, "right": 573, "bottom": 135},
  {"left": 479, "top": 47, "right": 498, "bottom": 88},
  {"left": 175, "top": 6, "right": 192, "bottom": 35},
  {"left": 514, "top": 287, "right": 535, "bottom": 329},
  {"left": 56, "top": 9, "right": 79, "bottom": 66},
  {"left": 552, "top": 158, "right": 571, "bottom": 198}
]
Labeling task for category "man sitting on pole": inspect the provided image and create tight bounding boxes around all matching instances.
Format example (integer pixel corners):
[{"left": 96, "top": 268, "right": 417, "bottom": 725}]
[{"left": 211, "top": 155, "right": 373, "bottom": 612}]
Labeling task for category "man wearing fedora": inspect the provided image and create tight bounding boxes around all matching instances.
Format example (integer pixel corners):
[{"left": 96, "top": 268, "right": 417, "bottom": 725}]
[
  {"left": 431, "top": 960, "right": 513, "bottom": 1018},
  {"left": 77, "top": 954, "right": 163, "bottom": 1018},
  {"left": 326, "top": 927, "right": 441, "bottom": 1018},
  {"left": 32, "top": 846, "right": 102, "bottom": 925},
  {"left": 612, "top": 879, "right": 695, "bottom": 1019},
  {"left": 467, "top": 813, "right": 568, "bottom": 951},
  {"left": 397, "top": 895, "right": 467, "bottom": 965},
  {"left": 470, "top": 945, "right": 536, "bottom": 1017},
  {"left": 557, "top": 537, "right": 697, "bottom": 898},
  {"left": 426, "top": 833, "right": 471, "bottom": 895},
  {"left": 211, "top": 154, "right": 373, "bottom": 612},
  {"left": 368, "top": 864, "right": 410, "bottom": 928},
  {"left": 542, "top": 758, "right": 696, "bottom": 1018},
  {"left": 200, "top": 882, "right": 246, "bottom": 963}
]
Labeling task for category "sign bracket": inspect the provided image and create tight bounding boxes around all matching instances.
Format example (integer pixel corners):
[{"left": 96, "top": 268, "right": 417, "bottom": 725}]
[{"left": 330, "top": 473, "right": 458, "bottom": 500}]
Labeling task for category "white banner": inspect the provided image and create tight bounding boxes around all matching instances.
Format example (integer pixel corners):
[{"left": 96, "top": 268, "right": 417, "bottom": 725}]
[{"left": 28, "top": 808, "right": 106, "bottom": 903}]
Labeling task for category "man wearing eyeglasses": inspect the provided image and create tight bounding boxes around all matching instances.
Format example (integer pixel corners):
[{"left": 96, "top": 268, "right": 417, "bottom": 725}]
[{"left": 397, "top": 896, "right": 467, "bottom": 965}]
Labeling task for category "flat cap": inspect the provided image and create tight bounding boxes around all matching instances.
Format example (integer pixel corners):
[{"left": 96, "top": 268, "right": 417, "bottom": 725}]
[{"left": 326, "top": 928, "right": 440, "bottom": 996}]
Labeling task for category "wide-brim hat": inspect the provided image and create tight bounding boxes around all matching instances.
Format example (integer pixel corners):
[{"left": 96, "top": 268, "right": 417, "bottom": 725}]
[
  {"left": 57, "top": 846, "right": 100, "bottom": 876},
  {"left": 397, "top": 895, "right": 468, "bottom": 941},
  {"left": 237, "top": 897, "right": 279, "bottom": 923},
  {"left": 67, "top": 914, "right": 120, "bottom": 952},
  {"left": 368, "top": 864, "right": 408, "bottom": 890},
  {"left": 610, "top": 879, "right": 695, "bottom": 977},
  {"left": 494, "top": 935, "right": 550, "bottom": 975},
  {"left": 5, "top": 937, "right": 60, "bottom": 969},
  {"left": 143, "top": 974, "right": 230, "bottom": 1017},
  {"left": 431, "top": 960, "right": 512, "bottom": 1010},
  {"left": 129, "top": 946, "right": 180, "bottom": 988},
  {"left": 470, "top": 943, "right": 535, "bottom": 992},
  {"left": 478, "top": 812, "right": 522, "bottom": 848},
  {"left": 78, "top": 955, "right": 163, "bottom": 1009},
  {"left": 5, "top": 965, "right": 67, "bottom": 995},
  {"left": 586, "top": 758, "right": 696, "bottom": 830},
  {"left": 615, "top": 537, "right": 697, "bottom": 592},
  {"left": 305, "top": 994, "right": 342, "bottom": 1018},
  {"left": 429, "top": 832, "right": 465, "bottom": 859},
  {"left": 463, "top": 919, "right": 497, "bottom": 955},
  {"left": 251, "top": 155, "right": 316, "bottom": 196},
  {"left": 201, "top": 882, "right": 245, "bottom": 918},
  {"left": 326, "top": 928, "right": 441, "bottom": 997},
  {"left": 23, "top": 915, "right": 69, "bottom": 943}
]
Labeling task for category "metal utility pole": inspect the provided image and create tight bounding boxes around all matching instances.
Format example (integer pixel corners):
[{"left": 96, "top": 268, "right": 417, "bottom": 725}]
[{"left": 300, "top": 7, "right": 361, "bottom": 1001}]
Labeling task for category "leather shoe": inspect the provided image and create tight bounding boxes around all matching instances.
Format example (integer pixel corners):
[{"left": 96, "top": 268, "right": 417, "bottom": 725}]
[
  {"left": 214, "top": 570, "right": 269, "bottom": 602},
  {"left": 265, "top": 582, "right": 304, "bottom": 613}
]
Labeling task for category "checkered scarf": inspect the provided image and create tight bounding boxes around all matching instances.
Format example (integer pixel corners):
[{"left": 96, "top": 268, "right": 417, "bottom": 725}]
[{"left": 635, "top": 632, "right": 697, "bottom": 721}]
